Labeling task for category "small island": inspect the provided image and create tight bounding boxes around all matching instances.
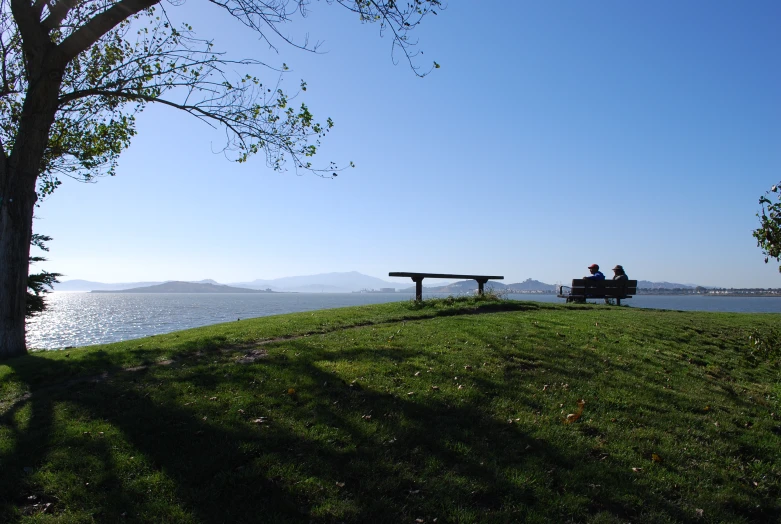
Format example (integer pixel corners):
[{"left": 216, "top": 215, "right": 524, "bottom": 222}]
[{"left": 91, "top": 281, "right": 275, "bottom": 294}]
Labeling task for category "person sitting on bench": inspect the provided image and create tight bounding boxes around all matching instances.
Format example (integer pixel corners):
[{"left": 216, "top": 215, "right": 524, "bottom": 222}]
[
  {"left": 612, "top": 265, "right": 629, "bottom": 281},
  {"left": 584, "top": 264, "right": 605, "bottom": 281}
]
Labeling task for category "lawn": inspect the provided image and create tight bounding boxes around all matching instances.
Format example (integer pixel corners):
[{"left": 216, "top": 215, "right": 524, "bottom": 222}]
[{"left": 1, "top": 297, "right": 780, "bottom": 523}]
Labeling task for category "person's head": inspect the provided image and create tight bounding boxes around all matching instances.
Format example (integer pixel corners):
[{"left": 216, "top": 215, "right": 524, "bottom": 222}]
[
  {"left": 612, "top": 264, "right": 625, "bottom": 274},
  {"left": 588, "top": 264, "right": 600, "bottom": 274}
]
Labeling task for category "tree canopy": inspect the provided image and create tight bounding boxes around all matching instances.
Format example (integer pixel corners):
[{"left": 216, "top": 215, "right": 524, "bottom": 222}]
[
  {"left": 0, "top": 0, "right": 442, "bottom": 358},
  {"left": 753, "top": 182, "right": 781, "bottom": 272}
]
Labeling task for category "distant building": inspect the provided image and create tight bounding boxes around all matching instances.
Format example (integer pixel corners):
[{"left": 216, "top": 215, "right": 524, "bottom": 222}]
[{"left": 380, "top": 288, "right": 395, "bottom": 293}]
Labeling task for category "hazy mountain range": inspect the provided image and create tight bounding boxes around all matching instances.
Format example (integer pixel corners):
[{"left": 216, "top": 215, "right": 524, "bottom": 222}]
[
  {"left": 53, "top": 271, "right": 699, "bottom": 293},
  {"left": 90, "top": 281, "right": 274, "bottom": 294}
]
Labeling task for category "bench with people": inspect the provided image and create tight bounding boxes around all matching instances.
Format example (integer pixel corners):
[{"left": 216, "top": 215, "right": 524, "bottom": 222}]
[{"left": 557, "top": 264, "right": 637, "bottom": 305}]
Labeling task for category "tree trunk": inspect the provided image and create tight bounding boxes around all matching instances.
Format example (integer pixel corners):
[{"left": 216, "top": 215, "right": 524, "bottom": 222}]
[
  {"left": 0, "top": 170, "right": 37, "bottom": 358},
  {"left": 0, "top": 40, "right": 65, "bottom": 358}
]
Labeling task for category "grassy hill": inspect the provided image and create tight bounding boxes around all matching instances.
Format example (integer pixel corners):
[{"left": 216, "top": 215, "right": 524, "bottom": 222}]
[{"left": 1, "top": 298, "right": 779, "bottom": 522}]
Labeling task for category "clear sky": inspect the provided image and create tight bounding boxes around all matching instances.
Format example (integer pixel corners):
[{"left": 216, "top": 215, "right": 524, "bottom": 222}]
[{"left": 32, "top": 1, "right": 781, "bottom": 288}]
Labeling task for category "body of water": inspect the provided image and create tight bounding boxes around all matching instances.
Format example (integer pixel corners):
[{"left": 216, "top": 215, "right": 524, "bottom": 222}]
[{"left": 26, "top": 292, "right": 781, "bottom": 350}]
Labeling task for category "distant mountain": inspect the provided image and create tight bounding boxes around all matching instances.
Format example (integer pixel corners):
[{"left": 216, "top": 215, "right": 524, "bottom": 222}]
[
  {"left": 230, "top": 271, "right": 412, "bottom": 293},
  {"left": 507, "top": 279, "right": 557, "bottom": 292},
  {"left": 425, "top": 278, "right": 556, "bottom": 293},
  {"left": 637, "top": 280, "right": 694, "bottom": 290},
  {"left": 55, "top": 273, "right": 702, "bottom": 294},
  {"left": 91, "top": 281, "right": 274, "bottom": 293},
  {"left": 55, "top": 279, "right": 163, "bottom": 291},
  {"left": 426, "top": 280, "right": 506, "bottom": 293}
]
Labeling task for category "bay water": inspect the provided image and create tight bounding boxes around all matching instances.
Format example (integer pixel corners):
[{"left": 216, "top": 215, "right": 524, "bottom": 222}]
[{"left": 26, "top": 292, "right": 781, "bottom": 350}]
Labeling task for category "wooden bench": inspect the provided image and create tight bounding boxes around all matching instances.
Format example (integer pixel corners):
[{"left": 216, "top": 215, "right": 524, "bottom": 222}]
[
  {"left": 389, "top": 272, "right": 504, "bottom": 301},
  {"left": 557, "top": 279, "right": 638, "bottom": 305}
]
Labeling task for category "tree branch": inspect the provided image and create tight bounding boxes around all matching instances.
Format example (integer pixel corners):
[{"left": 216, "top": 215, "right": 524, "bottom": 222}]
[
  {"left": 42, "top": 0, "right": 79, "bottom": 31},
  {"left": 58, "top": 0, "right": 161, "bottom": 62},
  {"left": 9, "top": 0, "right": 46, "bottom": 51}
]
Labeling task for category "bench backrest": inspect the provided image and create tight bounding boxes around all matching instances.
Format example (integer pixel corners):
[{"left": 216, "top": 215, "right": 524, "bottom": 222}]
[{"left": 570, "top": 279, "right": 638, "bottom": 296}]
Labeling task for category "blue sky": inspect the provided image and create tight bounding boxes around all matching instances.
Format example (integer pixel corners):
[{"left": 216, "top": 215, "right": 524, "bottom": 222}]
[{"left": 33, "top": 1, "right": 781, "bottom": 288}]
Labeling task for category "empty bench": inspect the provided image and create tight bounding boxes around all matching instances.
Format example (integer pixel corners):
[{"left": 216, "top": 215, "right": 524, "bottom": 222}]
[
  {"left": 389, "top": 272, "right": 504, "bottom": 301},
  {"left": 557, "top": 279, "right": 638, "bottom": 305}
]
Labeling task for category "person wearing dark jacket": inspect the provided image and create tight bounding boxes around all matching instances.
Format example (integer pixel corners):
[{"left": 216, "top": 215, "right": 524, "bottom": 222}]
[{"left": 584, "top": 264, "right": 605, "bottom": 281}]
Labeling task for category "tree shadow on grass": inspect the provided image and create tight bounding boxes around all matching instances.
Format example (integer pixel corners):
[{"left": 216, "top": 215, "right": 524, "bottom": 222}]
[{"left": 3, "top": 321, "right": 776, "bottom": 523}]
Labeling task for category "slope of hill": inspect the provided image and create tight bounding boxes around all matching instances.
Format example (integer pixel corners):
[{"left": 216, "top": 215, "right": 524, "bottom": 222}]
[
  {"left": 3, "top": 301, "right": 778, "bottom": 522},
  {"left": 55, "top": 272, "right": 703, "bottom": 294},
  {"left": 637, "top": 280, "right": 694, "bottom": 289},
  {"left": 91, "top": 281, "right": 273, "bottom": 293},
  {"left": 230, "top": 271, "right": 411, "bottom": 292},
  {"left": 55, "top": 279, "right": 163, "bottom": 291}
]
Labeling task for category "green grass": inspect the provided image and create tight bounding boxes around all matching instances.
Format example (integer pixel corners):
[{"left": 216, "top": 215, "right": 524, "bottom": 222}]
[{"left": 1, "top": 297, "right": 780, "bottom": 523}]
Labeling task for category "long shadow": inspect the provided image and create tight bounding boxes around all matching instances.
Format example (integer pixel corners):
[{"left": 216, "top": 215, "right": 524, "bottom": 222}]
[{"left": 3, "top": 313, "right": 778, "bottom": 522}]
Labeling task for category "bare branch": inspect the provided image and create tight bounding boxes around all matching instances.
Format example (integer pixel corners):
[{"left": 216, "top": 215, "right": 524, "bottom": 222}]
[{"left": 206, "top": 0, "right": 317, "bottom": 53}]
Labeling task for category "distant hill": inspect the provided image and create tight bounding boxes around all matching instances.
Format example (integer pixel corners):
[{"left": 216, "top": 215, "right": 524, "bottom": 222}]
[
  {"left": 91, "top": 281, "right": 274, "bottom": 293},
  {"left": 55, "top": 273, "right": 703, "bottom": 294},
  {"left": 427, "top": 280, "right": 507, "bottom": 294},
  {"left": 55, "top": 279, "right": 163, "bottom": 291},
  {"left": 426, "top": 278, "right": 556, "bottom": 294},
  {"left": 506, "top": 279, "right": 557, "bottom": 292},
  {"left": 230, "top": 271, "right": 414, "bottom": 293},
  {"left": 637, "top": 280, "right": 694, "bottom": 289}
]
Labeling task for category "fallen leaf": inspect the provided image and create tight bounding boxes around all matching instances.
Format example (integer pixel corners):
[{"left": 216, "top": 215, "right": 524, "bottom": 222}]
[
  {"left": 431, "top": 385, "right": 439, "bottom": 391},
  {"left": 652, "top": 453, "right": 662, "bottom": 463},
  {"left": 335, "top": 482, "right": 345, "bottom": 488},
  {"left": 407, "top": 392, "right": 415, "bottom": 396},
  {"left": 464, "top": 365, "right": 473, "bottom": 371},
  {"left": 287, "top": 388, "right": 296, "bottom": 395},
  {"left": 414, "top": 371, "right": 421, "bottom": 376},
  {"left": 632, "top": 467, "right": 643, "bottom": 473}
]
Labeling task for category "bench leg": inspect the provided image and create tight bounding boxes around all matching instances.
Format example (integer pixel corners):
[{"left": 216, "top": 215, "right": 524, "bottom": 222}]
[
  {"left": 476, "top": 279, "right": 487, "bottom": 295},
  {"left": 412, "top": 277, "right": 424, "bottom": 301}
]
